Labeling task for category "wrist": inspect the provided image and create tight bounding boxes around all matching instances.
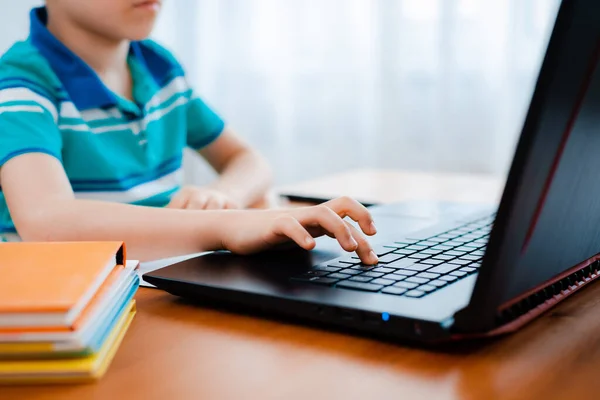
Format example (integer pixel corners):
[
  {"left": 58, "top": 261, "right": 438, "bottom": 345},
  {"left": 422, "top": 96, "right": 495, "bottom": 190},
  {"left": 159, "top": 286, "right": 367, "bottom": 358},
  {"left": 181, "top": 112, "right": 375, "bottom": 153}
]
[
  {"left": 201, "top": 209, "right": 243, "bottom": 251},
  {"left": 186, "top": 209, "right": 229, "bottom": 251}
]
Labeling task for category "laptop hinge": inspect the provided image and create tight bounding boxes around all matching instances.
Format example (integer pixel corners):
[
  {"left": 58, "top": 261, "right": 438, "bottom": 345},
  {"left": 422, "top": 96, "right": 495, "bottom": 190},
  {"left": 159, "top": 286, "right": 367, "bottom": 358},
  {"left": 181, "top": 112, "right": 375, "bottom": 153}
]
[
  {"left": 450, "top": 304, "right": 496, "bottom": 334},
  {"left": 451, "top": 258, "right": 600, "bottom": 335}
]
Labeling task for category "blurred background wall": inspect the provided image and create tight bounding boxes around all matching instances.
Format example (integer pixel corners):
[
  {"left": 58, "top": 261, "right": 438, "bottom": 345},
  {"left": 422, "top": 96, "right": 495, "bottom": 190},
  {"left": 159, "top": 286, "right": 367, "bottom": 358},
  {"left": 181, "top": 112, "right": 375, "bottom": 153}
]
[{"left": 0, "top": 0, "right": 560, "bottom": 185}]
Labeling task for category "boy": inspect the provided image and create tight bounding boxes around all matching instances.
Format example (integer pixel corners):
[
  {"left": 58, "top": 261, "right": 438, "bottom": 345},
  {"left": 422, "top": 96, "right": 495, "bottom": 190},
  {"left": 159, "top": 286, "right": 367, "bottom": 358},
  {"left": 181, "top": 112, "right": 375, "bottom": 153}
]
[{"left": 0, "top": 0, "right": 378, "bottom": 263}]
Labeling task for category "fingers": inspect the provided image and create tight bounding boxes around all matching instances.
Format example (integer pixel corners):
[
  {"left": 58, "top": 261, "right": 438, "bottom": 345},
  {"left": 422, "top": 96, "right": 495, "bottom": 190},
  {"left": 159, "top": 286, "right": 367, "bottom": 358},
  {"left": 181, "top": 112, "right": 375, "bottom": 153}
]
[
  {"left": 324, "top": 196, "right": 377, "bottom": 236},
  {"left": 298, "top": 206, "right": 359, "bottom": 253},
  {"left": 271, "top": 216, "right": 316, "bottom": 250},
  {"left": 224, "top": 199, "right": 242, "bottom": 210},
  {"left": 345, "top": 221, "right": 378, "bottom": 264},
  {"left": 203, "top": 196, "right": 226, "bottom": 210},
  {"left": 166, "top": 187, "right": 238, "bottom": 210},
  {"left": 186, "top": 194, "right": 210, "bottom": 210},
  {"left": 165, "top": 191, "right": 189, "bottom": 209}
]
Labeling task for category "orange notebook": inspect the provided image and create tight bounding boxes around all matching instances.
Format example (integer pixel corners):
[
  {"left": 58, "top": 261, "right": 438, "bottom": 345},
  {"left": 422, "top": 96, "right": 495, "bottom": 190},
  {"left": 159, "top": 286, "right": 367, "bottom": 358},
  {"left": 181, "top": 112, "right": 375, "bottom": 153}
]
[{"left": 0, "top": 242, "right": 126, "bottom": 329}]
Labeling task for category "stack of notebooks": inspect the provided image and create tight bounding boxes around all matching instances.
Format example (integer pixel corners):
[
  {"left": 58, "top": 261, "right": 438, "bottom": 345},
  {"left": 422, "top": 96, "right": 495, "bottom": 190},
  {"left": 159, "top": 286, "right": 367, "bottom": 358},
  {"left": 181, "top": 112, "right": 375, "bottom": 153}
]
[{"left": 0, "top": 241, "right": 139, "bottom": 384}]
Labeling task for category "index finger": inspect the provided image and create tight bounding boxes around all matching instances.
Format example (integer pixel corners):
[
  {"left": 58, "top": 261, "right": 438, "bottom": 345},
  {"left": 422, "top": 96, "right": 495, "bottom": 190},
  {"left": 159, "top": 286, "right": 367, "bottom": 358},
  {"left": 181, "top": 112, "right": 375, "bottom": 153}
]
[{"left": 324, "top": 196, "right": 377, "bottom": 236}]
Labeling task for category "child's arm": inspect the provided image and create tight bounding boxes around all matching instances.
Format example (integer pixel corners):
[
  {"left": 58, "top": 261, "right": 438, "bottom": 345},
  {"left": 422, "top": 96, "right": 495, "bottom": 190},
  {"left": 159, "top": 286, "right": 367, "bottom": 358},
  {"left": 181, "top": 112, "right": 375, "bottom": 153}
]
[
  {"left": 168, "top": 128, "right": 272, "bottom": 210},
  {"left": 2, "top": 153, "right": 378, "bottom": 263},
  {"left": 199, "top": 128, "right": 272, "bottom": 208}
]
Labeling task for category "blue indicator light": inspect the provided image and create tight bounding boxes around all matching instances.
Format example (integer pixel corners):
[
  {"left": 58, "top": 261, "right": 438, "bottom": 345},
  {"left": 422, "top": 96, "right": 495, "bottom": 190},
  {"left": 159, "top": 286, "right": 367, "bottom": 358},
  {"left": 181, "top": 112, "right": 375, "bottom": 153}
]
[{"left": 382, "top": 312, "right": 390, "bottom": 322}]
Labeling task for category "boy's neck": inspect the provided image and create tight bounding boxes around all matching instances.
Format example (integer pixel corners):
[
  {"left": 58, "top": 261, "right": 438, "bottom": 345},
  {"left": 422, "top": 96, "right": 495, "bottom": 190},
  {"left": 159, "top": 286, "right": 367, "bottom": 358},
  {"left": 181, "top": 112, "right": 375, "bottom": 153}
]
[{"left": 46, "top": 9, "right": 133, "bottom": 99}]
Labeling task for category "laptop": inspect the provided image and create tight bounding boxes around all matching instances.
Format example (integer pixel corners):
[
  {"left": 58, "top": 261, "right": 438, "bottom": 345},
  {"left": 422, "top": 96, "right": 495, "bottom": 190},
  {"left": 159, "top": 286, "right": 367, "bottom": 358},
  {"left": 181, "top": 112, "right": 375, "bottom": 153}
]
[{"left": 145, "top": 0, "right": 600, "bottom": 342}]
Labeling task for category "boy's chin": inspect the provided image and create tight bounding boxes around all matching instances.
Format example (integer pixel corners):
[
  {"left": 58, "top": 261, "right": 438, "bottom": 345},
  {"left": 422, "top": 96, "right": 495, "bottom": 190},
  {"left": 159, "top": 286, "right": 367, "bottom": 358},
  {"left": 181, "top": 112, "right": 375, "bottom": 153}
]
[
  {"left": 128, "top": 33, "right": 153, "bottom": 41},
  {"left": 125, "top": 29, "right": 154, "bottom": 42},
  {"left": 120, "top": 23, "right": 156, "bottom": 42}
]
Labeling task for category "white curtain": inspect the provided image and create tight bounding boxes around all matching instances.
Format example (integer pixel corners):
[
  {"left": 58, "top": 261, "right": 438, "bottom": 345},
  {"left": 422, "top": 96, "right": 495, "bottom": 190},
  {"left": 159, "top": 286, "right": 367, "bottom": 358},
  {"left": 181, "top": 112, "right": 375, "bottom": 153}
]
[{"left": 154, "top": 0, "right": 560, "bottom": 185}]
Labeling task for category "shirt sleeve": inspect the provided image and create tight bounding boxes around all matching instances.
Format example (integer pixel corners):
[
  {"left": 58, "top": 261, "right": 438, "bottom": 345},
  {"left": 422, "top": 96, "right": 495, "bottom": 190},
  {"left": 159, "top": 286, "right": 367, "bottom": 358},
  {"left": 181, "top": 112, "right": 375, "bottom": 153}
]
[
  {"left": 186, "top": 94, "right": 225, "bottom": 151},
  {"left": 137, "top": 39, "right": 226, "bottom": 150},
  {"left": 0, "top": 87, "right": 62, "bottom": 167}
]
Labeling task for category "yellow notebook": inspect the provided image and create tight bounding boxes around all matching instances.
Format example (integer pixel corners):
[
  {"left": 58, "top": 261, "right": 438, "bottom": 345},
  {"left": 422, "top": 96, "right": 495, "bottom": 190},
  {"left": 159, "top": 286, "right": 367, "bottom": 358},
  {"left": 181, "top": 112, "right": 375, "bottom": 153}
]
[{"left": 0, "top": 300, "right": 136, "bottom": 384}]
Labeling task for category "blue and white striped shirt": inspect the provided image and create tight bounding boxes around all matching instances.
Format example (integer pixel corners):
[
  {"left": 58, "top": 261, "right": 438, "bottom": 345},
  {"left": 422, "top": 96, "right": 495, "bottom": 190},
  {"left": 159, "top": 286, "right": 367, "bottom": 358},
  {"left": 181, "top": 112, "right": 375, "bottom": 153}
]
[{"left": 0, "top": 7, "right": 225, "bottom": 233}]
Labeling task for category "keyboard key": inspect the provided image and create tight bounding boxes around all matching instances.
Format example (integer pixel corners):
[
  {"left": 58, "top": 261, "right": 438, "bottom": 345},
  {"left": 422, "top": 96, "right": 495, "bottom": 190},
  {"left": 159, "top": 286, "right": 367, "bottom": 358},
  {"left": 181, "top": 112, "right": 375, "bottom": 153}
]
[
  {"left": 449, "top": 270, "right": 468, "bottom": 278},
  {"left": 453, "top": 237, "right": 472, "bottom": 243},
  {"left": 394, "top": 281, "right": 419, "bottom": 289},
  {"left": 421, "top": 249, "right": 443, "bottom": 256},
  {"left": 313, "top": 266, "right": 342, "bottom": 273},
  {"left": 460, "top": 233, "right": 483, "bottom": 239},
  {"left": 449, "top": 259, "right": 472, "bottom": 266},
  {"left": 460, "top": 255, "right": 482, "bottom": 261},
  {"left": 386, "top": 270, "right": 416, "bottom": 278},
  {"left": 370, "top": 278, "right": 396, "bottom": 286},
  {"left": 328, "top": 273, "right": 352, "bottom": 280},
  {"left": 427, "top": 237, "right": 448, "bottom": 243},
  {"left": 349, "top": 276, "right": 373, "bottom": 283},
  {"left": 405, "top": 290, "right": 426, "bottom": 298},
  {"left": 393, "top": 249, "right": 416, "bottom": 256},
  {"left": 360, "top": 271, "right": 384, "bottom": 278},
  {"left": 349, "top": 264, "right": 376, "bottom": 271},
  {"left": 428, "top": 263, "right": 462, "bottom": 274},
  {"left": 382, "top": 287, "right": 407, "bottom": 296},
  {"left": 377, "top": 253, "right": 404, "bottom": 264},
  {"left": 383, "top": 244, "right": 402, "bottom": 251},
  {"left": 336, "top": 281, "right": 384, "bottom": 292},
  {"left": 404, "top": 245, "right": 428, "bottom": 251},
  {"left": 428, "top": 279, "right": 448, "bottom": 287},
  {"left": 372, "top": 245, "right": 397, "bottom": 256},
  {"left": 386, "top": 258, "right": 419, "bottom": 269},
  {"left": 291, "top": 276, "right": 338, "bottom": 285},
  {"left": 459, "top": 267, "right": 477, "bottom": 274},
  {"left": 340, "top": 256, "right": 363, "bottom": 263},
  {"left": 472, "top": 239, "right": 489, "bottom": 246},
  {"left": 328, "top": 260, "right": 357, "bottom": 268},
  {"left": 405, "top": 276, "right": 430, "bottom": 284},
  {"left": 471, "top": 250, "right": 485, "bottom": 257},
  {"left": 373, "top": 267, "right": 394, "bottom": 274},
  {"left": 454, "top": 246, "right": 476, "bottom": 252},
  {"left": 394, "top": 239, "right": 420, "bottom": 245},
  {"left": 416, "top": 272, "right": 440, "bottom": 280},
  {"left": 452, "top": 228, "right": 472, "bottom": 233},
  {"left": 378, "top": 274, "right": 406, "bottom": 283},
  {"left": 439, "top": 275, "right": 459, "bottom": 282},
  {"left": 432, "top": 254, "right": 455, "bottom": 261},
  {"left": 446, "top": 250, "right": 466, "bottom": 257},
  {"left": 419, "top": 259, "right": 444, "bottom": 266},
  {"left": 339, "top": 268, "right": 362, "bottom": 275},
  {"left": 444, "top": 240, "right": 464, "bottom": 247},
  {"left": 417, "top": 240, "right": 438, "bottom": 247},
  {"left": 431, "top": 244, "right": 453, "bottom": 251},
  {"left": 470, "top": 262, "right": 482, "bottom": 268},
  {"left": 418, "top": 285, "right": 437, "bottom": 293},
  {"left": 402, "top": 264, "right": 432, "bottom": 272},
  {"left": 380, "top": 273, "right": 404, "bottom": 282},
  {"left": 408, "top": 253, "right": 430, "bottom": 260},
  {"left": 303, "top": 270, "right": 329, "bottom": 277}
]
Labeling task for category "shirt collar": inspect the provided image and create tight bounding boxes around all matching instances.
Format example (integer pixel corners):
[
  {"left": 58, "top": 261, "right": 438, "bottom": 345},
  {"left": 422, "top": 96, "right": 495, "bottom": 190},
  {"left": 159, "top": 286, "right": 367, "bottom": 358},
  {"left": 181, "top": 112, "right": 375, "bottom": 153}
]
[{"left": 29, "top": 6, "right": 148, "bottom": 111}]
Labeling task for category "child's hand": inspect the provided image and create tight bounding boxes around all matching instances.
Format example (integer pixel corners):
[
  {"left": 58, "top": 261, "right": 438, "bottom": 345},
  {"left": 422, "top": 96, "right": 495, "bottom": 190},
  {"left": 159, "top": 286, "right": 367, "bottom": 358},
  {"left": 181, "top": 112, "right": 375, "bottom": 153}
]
[
  {"left": 167, "top": 186, "right": 241, "bottom": 210},
  {"left": 220, "top": 197, "right": 379, "bottom": 264}
]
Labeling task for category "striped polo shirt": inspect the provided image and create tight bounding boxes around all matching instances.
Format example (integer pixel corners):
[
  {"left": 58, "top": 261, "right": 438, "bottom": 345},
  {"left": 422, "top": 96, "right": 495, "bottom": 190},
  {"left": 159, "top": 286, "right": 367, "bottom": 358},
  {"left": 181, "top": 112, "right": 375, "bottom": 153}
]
[{"left": 0, "top": 7, "right": 225, "bottom": 233}]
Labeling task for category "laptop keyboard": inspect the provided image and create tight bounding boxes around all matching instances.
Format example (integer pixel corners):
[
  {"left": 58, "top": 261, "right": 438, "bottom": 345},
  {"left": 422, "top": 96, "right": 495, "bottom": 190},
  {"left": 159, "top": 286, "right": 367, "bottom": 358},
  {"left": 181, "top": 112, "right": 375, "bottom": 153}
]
[{"left": 291, "top": 214, "right": 494, "bottom": 298}]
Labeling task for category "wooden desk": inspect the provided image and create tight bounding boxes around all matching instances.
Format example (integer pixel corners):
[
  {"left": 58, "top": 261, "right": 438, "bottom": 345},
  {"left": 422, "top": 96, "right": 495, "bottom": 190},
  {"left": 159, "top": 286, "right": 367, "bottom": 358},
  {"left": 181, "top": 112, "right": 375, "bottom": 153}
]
[{"left": 5, "top": 169, "right": 600, "bottom": 400}]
